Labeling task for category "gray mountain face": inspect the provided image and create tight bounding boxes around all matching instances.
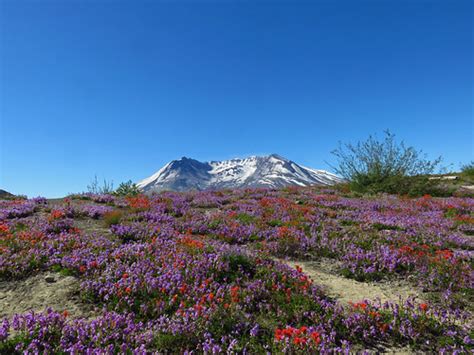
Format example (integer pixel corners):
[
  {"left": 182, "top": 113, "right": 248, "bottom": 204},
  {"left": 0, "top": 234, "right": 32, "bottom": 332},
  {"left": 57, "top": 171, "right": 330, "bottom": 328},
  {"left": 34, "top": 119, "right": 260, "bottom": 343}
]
[
  {"left": 137, "top": 154, "right": 343, "bottom": 193},
  {"left": 0, "top": 189, "right": 15, "bottom": 199}
]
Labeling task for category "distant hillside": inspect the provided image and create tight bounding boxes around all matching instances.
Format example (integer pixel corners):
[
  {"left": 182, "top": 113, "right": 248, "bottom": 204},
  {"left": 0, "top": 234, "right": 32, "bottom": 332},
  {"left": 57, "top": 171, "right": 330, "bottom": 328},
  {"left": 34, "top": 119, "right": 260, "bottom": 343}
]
[{"left": 0, "top": 189, "right": 15, "bottom": 199}]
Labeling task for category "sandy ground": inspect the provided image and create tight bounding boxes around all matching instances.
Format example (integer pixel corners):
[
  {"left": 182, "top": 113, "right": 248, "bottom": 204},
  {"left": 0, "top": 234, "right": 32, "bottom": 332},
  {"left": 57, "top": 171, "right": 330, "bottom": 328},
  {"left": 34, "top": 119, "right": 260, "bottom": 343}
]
[
  {"left": 279, "top": 258, "right": 424, "bottom": 305},
  {"left": 0, "top": 272, "right": 96, "bottom": 319}
]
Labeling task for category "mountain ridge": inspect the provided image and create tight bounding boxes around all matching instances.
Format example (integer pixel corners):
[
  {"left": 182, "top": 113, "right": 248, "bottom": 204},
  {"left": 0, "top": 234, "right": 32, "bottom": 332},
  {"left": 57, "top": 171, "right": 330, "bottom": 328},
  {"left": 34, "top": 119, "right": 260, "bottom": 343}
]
[{"left": 137, "top": 154, "right": 343, "bottom": 192}]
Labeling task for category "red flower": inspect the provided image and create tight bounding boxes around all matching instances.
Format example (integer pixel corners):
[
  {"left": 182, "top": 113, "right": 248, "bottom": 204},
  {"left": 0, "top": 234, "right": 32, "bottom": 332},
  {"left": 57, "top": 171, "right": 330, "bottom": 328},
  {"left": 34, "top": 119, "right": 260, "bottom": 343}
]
[
  {"left": 126, "top": 195, "right": 151, "bottom": 210},
  {"left": 48, "top": 209, "right": 65, "bottom": 221},
  {"left": 420, "top": 303, "right": 428, "bottom": 312},
  {"left": 351, "top": 302, "right": 368, "bottom": 311},
  {"left": 293, "top": 336, "right": 307, "bottom": 345},
  {"left": 230, "top": 286, "right": 240, "bottom": 302},
  {"left": 0, "top": 223, "right": 9, "bottom": 235}
]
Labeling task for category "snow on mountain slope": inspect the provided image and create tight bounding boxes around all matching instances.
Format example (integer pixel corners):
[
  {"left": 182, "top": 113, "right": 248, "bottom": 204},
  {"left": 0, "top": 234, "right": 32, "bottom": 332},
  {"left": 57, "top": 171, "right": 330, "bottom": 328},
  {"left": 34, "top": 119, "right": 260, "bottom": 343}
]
[{"left": 137, "top": 154, "right": 343, "bottom": 192}]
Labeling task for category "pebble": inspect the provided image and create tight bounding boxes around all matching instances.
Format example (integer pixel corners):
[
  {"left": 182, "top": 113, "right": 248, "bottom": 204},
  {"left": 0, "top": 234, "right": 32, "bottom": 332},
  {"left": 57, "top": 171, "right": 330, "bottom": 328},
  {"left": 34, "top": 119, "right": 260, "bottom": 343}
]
[{"left": 44, "top": 275, "right": 56, "bottom": 283}]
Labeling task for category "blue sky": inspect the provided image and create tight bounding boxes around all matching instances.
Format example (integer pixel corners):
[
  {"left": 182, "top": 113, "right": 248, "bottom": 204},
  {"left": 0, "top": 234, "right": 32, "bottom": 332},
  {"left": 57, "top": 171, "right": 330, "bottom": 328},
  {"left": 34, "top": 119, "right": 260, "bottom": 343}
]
[{"left": 1, "top": 0, "right": 472, "bottom": 197}]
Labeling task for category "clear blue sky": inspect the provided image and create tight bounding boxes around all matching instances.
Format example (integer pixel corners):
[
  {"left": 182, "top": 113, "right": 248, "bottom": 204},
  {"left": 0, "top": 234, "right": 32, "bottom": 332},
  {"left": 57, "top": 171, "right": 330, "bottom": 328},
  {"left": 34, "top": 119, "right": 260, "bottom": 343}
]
[{"left": 1, "top": 0, "right": 472, "bottom": 197}]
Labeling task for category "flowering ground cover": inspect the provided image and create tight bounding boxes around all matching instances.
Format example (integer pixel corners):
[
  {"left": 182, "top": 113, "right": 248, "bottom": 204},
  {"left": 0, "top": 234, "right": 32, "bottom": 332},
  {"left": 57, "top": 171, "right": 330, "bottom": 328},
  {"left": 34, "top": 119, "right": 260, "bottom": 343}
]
[{"left": 0, "top": 188, "right": 473, "bottom": 353}]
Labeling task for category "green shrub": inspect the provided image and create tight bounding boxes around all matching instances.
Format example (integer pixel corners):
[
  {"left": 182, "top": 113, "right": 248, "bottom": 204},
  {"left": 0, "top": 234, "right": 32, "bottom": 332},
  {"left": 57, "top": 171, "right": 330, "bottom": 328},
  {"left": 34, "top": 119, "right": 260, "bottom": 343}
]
[
  {"left": 114, "top": 180, "right": 141, "bottom": 196},
  {"left": 235, "top": 213, "right": 257, "bottom": 225},
  {"left": 461, "top": 161, "right": 474, "bottom": 178},
  {"left": 331, "top": 131, "right": 443, "bottom": 196},
  {"left": 351, "top": 174, "right": 451, "bottom": 197},
  {"left": 217, "top": 252, "right": 257, "bottom": 281}
]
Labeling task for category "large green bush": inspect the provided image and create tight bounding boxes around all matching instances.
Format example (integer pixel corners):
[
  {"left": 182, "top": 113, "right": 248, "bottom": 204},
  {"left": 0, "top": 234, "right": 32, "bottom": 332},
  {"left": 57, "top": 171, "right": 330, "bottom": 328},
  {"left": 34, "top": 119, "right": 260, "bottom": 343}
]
[{"left": 331, "top": 131, "right": 443, "bottom": 196}]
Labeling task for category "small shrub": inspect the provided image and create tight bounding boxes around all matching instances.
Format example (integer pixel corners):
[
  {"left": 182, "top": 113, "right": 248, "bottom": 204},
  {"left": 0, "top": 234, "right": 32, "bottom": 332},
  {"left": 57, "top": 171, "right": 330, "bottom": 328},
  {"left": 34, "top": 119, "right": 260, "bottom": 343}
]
[
  {"left": 114, "top": 180, "right": 141, "bottom": 196},
  {"left": 217, "top": 252, "right": 257, "bottom": 281},
  {"left": 372, "top": 222, "right": 403, "bottom": 231},
  {"left": 103, "top": 210, "right": 123, "bottom": 227},
  {"left": 275, "top": 234, "right": 301, "bottom": 257},
  {"left": 460, "top": 161, "right": 474, "bottom": 178},
  {"left": 235, "top": 213, "right": 257, "bottom": 225},
  {"left": 87, "top": 175, "right": 114, "bottom": 194}
]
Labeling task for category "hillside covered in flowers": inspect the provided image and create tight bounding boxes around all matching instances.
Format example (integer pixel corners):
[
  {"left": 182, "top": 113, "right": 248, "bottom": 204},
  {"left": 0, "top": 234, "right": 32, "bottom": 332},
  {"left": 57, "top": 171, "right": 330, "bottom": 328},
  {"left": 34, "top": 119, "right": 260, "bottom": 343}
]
[{"left": 0, "top": 187, "right": 473, "bottom": 353}]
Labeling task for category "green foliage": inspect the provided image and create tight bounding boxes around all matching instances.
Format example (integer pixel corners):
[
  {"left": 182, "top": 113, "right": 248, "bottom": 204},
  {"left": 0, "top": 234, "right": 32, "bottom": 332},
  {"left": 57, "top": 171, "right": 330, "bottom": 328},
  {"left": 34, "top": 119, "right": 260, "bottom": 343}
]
[
  {"left": 153, "top": 333, "right": 196, "bottom": 351},
  {"left": 218, "top": 252, "right": 257, "bottom": 281},
  {"left": 274, "top": 234, "right": 301, "bottom": 257},
  {"left": 371, "top": 223, "right": 403, "bottom": 231},
  {"left": 114, "top": 180, "right": 141, "bottom": 196},
  {"left": 235, "top": 213, "right": 257, "bottom": 225},
  {"left": 460, "top": 161, "right": 474, "bottom": 178},
  {"left": 268, "top": 219, "right": 284, "bottom": 227},
  {"left": 331, "top": 131, "right": 444, "bottom": 196},
  {"left": 350, "top": 174, "right": 451, "bottom": 197}
]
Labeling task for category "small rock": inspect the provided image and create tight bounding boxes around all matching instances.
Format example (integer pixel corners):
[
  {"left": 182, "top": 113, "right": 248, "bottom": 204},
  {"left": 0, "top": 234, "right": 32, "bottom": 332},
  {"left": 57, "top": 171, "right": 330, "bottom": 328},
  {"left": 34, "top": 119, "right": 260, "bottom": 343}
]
[{"left": 45, "top": 275, "right": 56, "bottom": 283}]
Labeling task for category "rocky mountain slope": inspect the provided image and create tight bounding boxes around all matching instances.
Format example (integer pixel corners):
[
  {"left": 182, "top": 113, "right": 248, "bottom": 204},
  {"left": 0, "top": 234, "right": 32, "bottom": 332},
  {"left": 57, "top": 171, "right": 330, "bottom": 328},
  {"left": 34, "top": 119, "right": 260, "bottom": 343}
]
[{"left": 137, "top": 154, "right": 342, "bottom": 192}]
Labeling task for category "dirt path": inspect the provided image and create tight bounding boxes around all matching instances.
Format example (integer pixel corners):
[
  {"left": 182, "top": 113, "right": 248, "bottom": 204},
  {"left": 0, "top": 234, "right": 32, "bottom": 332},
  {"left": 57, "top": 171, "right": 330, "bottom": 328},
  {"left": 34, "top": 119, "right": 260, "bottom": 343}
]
[
  {"left": 280, "top": 258, "right": 424, "bottom": 305},
  {"left": 0, "top": 272, "right": 96, "bottom": 319}
]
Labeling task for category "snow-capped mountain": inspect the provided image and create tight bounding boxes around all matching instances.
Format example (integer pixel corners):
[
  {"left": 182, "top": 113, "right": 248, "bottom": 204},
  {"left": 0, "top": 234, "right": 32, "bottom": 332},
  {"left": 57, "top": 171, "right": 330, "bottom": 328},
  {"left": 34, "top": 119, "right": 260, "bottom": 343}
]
[{"left": 137, "top": 154, "right": 343, "bottom": 193}]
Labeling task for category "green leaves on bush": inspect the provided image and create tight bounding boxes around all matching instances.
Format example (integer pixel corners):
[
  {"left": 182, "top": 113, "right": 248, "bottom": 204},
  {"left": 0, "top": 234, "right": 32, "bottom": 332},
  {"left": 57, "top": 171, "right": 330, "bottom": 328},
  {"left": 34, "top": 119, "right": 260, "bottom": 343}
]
[
  {"left": 331, "top": 131, "right": 444, "bottom": 196},
  {"left": 114, "top": 180, "right": 141, "bottom": 196}
]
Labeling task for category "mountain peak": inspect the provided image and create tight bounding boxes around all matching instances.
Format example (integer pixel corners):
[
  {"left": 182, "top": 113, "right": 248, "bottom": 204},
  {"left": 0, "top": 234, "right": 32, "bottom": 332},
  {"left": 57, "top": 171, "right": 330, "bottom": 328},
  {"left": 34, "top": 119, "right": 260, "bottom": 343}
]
[
  {"left": 137, "top": 154, "right": 342, "bottom": 192},
  {"left": 268, "top": 153, "right": 287, "bottom": 160}
]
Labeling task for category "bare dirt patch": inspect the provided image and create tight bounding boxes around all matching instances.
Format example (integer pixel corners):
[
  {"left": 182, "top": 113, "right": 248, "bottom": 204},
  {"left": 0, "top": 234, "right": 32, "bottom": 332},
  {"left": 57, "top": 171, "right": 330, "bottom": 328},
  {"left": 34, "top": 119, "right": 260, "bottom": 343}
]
[
  {"left": 280, "top": 258, "right": 424, "bottom": 305},
  {"left": 0, "top": 272, "right": 96, "bottom": 319},
  {"left": 74, "top": 217, "right": 113, "bottom": 237}
]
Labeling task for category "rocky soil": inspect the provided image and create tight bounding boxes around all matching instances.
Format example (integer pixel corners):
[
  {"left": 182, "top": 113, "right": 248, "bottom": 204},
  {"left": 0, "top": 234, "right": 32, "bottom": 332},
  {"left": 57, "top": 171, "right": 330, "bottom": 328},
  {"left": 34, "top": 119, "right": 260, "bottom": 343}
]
[{"left": 0, "top": 272, "right": 97, "bottom": 319}]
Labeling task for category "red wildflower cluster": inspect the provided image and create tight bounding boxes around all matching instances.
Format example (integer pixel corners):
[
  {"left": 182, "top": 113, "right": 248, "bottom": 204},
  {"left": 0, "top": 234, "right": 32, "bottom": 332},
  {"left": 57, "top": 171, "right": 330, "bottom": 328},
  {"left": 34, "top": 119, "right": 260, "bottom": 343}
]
[
  {"left": 0, "top": 223, "right": 9, "bottom": 235},
  {"left": 259, "top": 197, "right": 273, "bottom": 208},
  {"left": 274, "top": 326, "right": 321, "bottom": 347},
  {"left": 434, "top": 249, "right": 453, "bottom": 261},
  {"left": 48, "top": 209, "right": 65, "bottom": 221},
  {"left": 277, "top": 226, "right": 291, "bottom": 238},
  {"left": 126, "top": 195, "right": 150, "bottom": 210},
  {"left": 415, "top": 194, "right": 433, "bottom": 208},
  {"left": 396, "top": 242, "right": 454, "bottom": 263},
  {"left": 350, "top": 302, "right": 368, "bottom": 311},
  {"left": 397, "top": 243, "right": 430, "bottom": 258},
  {"left": 230, "top": 285, "right": 239, "bottom": 302},
  {"left": 178, "top": 235, "right": 204, "bottom": 250}
]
